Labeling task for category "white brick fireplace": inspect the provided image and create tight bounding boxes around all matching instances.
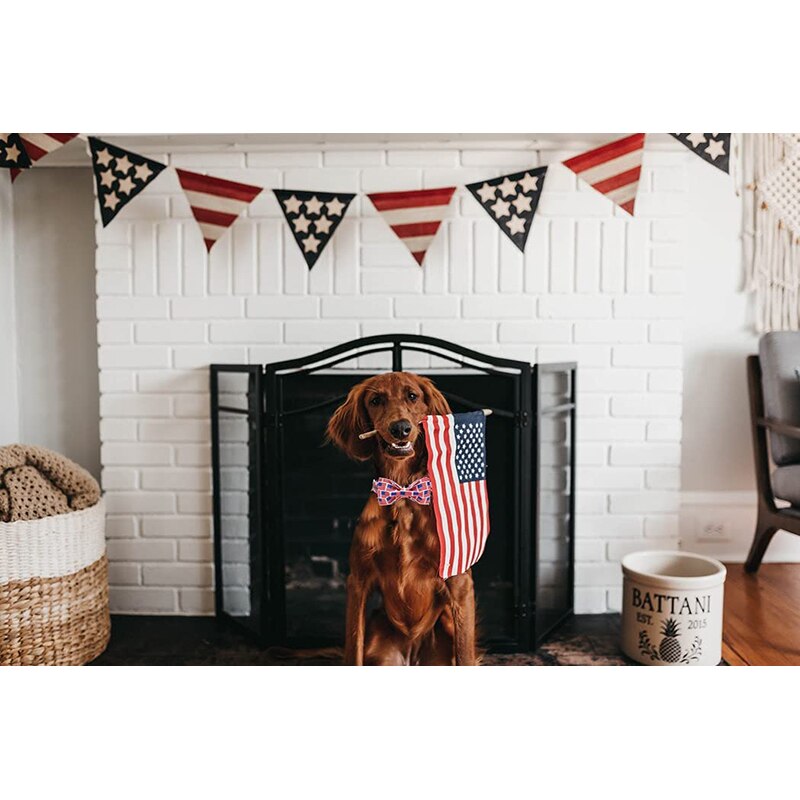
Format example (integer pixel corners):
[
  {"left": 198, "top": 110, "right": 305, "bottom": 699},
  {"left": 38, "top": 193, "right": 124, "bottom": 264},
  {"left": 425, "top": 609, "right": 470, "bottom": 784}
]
[{"left": 94, "top": 135, "right": 700, "bottom": 616}]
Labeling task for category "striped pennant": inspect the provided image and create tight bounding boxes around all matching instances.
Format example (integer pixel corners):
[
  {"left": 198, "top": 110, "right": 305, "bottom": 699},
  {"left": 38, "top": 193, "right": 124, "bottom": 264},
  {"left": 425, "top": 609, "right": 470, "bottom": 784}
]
[
  {"left": 10, "top": 133, "right": 78, "bottom": 181},
  {"left": 562, "top": 133, "right": 645, "bottom": 216},
  {"left": 367, "top": 186, "right": 456, "bottom": 265},
  {"left": 176, "top": 168, "right": 263, "bottom": 252}
]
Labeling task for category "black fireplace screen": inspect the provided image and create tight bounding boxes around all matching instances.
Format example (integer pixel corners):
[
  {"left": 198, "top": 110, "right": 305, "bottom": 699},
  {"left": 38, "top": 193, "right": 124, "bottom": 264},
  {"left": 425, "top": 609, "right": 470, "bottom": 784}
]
[{"left": 210, "top": 334, "right": 575, "bottom": 652}]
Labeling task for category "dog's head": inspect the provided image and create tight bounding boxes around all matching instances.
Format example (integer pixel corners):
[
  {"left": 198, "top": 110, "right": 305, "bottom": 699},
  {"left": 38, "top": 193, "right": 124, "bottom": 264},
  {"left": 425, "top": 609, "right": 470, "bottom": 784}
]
[{"left": 326, "top": 372, "right": 450, "bottom": 466}]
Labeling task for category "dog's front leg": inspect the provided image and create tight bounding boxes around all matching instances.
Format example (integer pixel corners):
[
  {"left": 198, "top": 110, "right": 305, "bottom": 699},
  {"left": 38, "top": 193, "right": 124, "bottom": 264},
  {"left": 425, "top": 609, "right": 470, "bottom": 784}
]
[
  {"left": 344, "top": 572, "right": 369, "bottom": 665},
  {"left": 446, "top": 571, "right": 477, "bottom": 666}
]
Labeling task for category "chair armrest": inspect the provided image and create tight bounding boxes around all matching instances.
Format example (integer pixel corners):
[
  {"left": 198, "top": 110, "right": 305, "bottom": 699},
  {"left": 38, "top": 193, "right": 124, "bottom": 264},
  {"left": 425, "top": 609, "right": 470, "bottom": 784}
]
[{"left": 757, "top": 417, "right": 800, "bottom": 440}]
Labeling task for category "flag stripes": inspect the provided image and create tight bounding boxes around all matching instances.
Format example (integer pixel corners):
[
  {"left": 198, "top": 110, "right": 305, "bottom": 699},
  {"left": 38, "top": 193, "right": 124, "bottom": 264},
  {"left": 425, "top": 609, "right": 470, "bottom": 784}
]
[
  {"left": 563, "top": 133, "right": 645, "bottom": 215},
  {"left": 368, "top": 186, "right": 456, "bottom": 265},
  {"left": 176, "top": 168, "right": 262, "bottom": 252},
  {"left": 423, "top": 412, "right": 490, "bottom": 580}
]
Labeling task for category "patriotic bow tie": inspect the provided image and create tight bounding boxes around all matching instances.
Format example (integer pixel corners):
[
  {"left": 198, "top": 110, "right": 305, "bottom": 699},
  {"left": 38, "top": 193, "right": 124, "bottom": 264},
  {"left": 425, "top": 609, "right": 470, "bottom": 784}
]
[{"left": 372, "top": 477, "right": 432, "bottom": 506}]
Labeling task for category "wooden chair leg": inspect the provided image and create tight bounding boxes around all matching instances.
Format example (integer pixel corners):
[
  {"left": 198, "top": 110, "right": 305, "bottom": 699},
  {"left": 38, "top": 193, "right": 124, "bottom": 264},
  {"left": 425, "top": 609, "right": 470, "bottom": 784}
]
[{"left": 745, "top": 520, "right": 778, "bottom": 573}]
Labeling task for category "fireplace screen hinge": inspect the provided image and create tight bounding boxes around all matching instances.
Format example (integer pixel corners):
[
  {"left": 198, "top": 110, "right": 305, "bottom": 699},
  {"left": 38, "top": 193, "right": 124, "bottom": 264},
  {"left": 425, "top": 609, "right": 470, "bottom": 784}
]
[
  {"left": 515, "top": 602, "right": 531, "bottom": 619},
  {"left": 516, "top": 411, "right": 529, "bottom": 428}
]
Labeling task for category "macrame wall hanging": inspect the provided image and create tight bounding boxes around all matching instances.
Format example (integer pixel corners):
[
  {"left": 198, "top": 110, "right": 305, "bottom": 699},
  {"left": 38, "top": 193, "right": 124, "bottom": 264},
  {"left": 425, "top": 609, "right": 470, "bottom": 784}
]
[{"left": 742, "top": 133, "right": 800, "bottom": 332}]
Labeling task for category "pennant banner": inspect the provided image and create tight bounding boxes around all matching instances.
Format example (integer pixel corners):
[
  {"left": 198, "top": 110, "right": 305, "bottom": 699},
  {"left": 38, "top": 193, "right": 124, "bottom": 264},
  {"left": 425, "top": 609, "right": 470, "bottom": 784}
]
[
  {"left": 274, "top": 189, "right": 355, "bottom": 269},
  {"left": 563, "top": 133, "right": 645, "bottom": 215},
  {"left": 466, "top": 167, "right": 547, "bottom": 252},
  {"left": 89, "top": 137, "right": 166, "bottom": 226},
  {"left": 176, "top": 168, "right": 263, "bottom": 252},
  {"left": 10, "top": 133, "right": 78, "bottom": 181},
  {"left": 0, "top": 133, "right": 31, "bottom": 170},
  {"left": 671, "top": 133, "right": 731, "bottom": 174},
  {"left": 367, "top": 186, "right": 456, "bottom": 265}
]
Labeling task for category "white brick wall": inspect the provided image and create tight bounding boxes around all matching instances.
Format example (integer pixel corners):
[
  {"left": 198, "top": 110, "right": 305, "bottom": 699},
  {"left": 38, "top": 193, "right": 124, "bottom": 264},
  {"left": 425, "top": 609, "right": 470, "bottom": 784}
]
[{"left": 95, "top": 141, "right": 693, "bottom": 615}]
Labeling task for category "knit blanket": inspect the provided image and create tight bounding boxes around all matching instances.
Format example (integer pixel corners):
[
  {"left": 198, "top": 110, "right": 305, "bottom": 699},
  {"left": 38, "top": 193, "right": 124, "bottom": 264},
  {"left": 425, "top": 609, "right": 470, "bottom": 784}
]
[{"left": 0, "top": 445, "right": 100, "bottom": 523}]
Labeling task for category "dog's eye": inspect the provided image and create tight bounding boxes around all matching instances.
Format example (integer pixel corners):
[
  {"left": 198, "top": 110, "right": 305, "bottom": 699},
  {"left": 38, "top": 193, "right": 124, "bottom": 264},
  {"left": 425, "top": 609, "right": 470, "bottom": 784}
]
[
  {"left": 408, "top": 391, "right": 418, "bottom": 402},
  {"left": 369, "top": 395, "right": 383, "bottom": 407}
]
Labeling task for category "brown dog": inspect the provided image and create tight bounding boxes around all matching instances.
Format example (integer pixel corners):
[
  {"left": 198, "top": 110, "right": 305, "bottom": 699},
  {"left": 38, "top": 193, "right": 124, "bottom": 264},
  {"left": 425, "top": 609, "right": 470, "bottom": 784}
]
[{"left": 327, "top": 371, "right": 478, "bottom": 666}]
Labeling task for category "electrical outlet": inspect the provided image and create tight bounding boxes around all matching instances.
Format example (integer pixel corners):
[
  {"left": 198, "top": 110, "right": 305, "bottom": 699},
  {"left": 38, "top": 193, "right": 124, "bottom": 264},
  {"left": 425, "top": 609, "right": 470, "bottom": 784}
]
[{"left": 697, "top": 520, "right": 729, "bottom": 542}]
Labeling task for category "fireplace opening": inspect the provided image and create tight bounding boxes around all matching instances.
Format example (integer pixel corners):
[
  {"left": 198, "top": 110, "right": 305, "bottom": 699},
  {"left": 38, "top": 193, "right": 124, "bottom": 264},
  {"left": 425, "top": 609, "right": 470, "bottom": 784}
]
[{"left": 210, "top": 334, "right": 576, "bottom": 653}]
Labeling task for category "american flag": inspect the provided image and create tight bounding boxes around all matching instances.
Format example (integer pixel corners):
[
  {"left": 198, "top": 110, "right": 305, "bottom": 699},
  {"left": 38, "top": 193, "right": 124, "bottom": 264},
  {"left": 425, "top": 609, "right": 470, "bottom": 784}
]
[
  {"left": 562, "top": 133, "right": 645, "bottom": 215},
  {"left": 367, "top": 186, "right": 456, "bottom": 265},
  {"left": 423, "top": 410, "right": 490, "bottom": 580},
  {"left": 176, "top": 168, "right": 263, "bottom": 252}
]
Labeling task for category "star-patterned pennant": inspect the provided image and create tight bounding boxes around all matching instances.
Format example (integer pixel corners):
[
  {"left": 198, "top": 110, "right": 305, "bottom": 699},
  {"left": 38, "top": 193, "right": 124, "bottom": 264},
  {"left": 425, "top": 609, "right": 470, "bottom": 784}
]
[
  {"left": 563, "top": 133, "right": 645, "bottom": 215},
  {"left": 274, "top": 189, "right": 355, "bottom": 269},
  {"left": 466, "top": 167, "right": 547, "bottom": 252},
  {"left": 0, "top": 134, "right": 31, "bottom": 171},
  {"left": 89, "top": 137, "right": 166, "bottom": 226},
  {"left": 367, "top": 187, "right": 457, "bottom": 265},
  {"left": 176, "top": 168, "right": 263, "bottom": 252},
  {"left": 9, "top": 133, "right": 78, "bottom": 181},
  {"left": 670, "top": 133, "right": 731, "bottom": 174}
]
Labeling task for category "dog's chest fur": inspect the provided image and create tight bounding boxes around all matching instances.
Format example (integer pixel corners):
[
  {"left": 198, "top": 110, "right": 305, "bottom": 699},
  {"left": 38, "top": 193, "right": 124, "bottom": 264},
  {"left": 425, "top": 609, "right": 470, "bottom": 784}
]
[{"left": 371, "top": 500, "right": 447, "bottom": 638}]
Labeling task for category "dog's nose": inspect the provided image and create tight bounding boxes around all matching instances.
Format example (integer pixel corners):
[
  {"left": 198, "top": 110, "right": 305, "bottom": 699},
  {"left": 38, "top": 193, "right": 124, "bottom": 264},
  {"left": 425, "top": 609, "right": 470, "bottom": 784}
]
[{"left": 389, "top": 419, "right": 413, "bottom": 440}]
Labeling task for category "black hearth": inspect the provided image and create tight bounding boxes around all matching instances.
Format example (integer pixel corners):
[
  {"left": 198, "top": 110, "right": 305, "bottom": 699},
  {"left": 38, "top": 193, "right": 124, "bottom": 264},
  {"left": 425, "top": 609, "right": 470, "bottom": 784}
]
[{"left": 210, "top": 334, "right": 576, "bottom": 652}]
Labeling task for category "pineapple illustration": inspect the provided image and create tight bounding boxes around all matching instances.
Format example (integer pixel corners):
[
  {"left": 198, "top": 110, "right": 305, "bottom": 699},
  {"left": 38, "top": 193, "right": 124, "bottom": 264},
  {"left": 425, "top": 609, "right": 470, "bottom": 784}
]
[{"left": 658, "top": 618, "right": 682, "bottom": 663}]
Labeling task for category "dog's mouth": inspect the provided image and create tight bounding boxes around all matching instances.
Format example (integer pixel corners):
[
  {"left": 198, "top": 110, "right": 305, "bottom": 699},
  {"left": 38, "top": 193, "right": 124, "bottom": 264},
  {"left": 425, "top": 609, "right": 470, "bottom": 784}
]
[{"left": 381, "top": 438, "right": 415, "bottom": 458}]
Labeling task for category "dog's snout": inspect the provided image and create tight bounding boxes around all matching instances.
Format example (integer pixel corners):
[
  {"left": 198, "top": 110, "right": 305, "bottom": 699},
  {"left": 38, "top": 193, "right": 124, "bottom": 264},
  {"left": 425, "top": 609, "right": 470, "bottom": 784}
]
[{"left": 389, "top": 419, "right": 413, "bottom": 440}]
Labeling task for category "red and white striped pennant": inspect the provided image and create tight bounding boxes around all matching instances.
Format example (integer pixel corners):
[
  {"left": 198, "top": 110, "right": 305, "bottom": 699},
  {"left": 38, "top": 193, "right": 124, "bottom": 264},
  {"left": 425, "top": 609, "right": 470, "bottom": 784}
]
[
  {"left": 10, "top": 133, "right": 78, "bottom": 181},
  {"left": 176, "top": 168, "right": 263, "bottom": 252},
  {"left": 562, "top": 133, "right": 645, "bottom": 215},
  {"left": 367, "top": 186, "right": 456, "bottom": 265}
]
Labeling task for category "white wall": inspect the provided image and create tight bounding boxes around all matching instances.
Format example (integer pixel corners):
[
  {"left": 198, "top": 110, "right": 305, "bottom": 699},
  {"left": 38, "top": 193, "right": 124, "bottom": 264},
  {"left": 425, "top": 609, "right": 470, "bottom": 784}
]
[
  {"left": 0, "top": 174, "right": 19, "bottom": 443},
  {"left": 2, "top": 168, "right": 101, "bottom": 478},
  {"left": 680, "top": 152, "right": 800, "bottom": 560},
  {"left": 92, "top": 137, "right": 711, "bottom": 615}
]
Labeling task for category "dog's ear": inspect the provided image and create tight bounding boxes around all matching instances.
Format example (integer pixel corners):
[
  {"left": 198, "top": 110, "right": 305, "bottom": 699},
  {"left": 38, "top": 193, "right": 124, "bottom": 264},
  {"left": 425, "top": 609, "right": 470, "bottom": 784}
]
[
  {"left": 418, "top": 375, "right": 451, "bottom": 416},
  {"left": 326, "top": 383, "right": 374, "bottom": 462}
]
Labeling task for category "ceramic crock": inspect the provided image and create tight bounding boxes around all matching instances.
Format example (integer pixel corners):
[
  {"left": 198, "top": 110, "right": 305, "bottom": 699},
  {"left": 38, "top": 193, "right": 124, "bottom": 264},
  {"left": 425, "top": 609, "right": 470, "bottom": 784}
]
[{"left": 621, "top": 551, "right": 726, "bottom": 666}]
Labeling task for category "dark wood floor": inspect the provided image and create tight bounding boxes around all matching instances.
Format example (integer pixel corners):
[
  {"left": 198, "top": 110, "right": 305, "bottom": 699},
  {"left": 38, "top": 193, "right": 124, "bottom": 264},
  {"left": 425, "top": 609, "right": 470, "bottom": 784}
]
[
  {"left": 722, "top": 563, "right": 800, "bottom": 666},
  {"left": 90, "top": 614, "right": 629, "bottom": 666},
  {"left": 88, "top": 563, "right": 800, "bottom": 665}
]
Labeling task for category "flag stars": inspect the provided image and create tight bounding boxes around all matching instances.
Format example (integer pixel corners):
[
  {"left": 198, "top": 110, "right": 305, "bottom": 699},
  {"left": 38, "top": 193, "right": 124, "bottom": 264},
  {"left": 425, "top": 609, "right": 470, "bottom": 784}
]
[
  {"left": 103, "top": 191, "right": 121, "bottom": 211},
  {"left": 704, "top": 138, "right": 726, "bottom": 161},
  {"left": 476, "top": 182, "right": 497, "bottom": 203},
  {"left": 497, "top": 177, "right": 518, "bottom": 197},
  {"left": 518, "top": 172, "right": 540, "bottom": 194},
  {"left": 305, "top": 195, "right": 323, "bottom": 215},
  {"left": 293, "top": 215, "right": 311, "bottom": 233},
  {"left": 490, "top": 197, "right": 511, "bottom": 218},
  {"left": 315, "top": 216, "right": 333, "bottom": 235},
  {"left": 114, "top": 155, "right": 133, "bottom": 175},
  {"left": 511, "top": 193, "right": 533, "bottom": 214},
  {"left": 302, "top": 234, "right": 321, "bottom": 253},
  {"left": 3, "top": 143, "right": 21, "bottom": 163},
  {"left": 274, "top": 189, "right": 355, "bottom": 269},
  {"left": 506, "top": 214, "right": 526, "bottom": 236},
  {"left": 95, "top": 147, "right": 113, "bottom": 167},
  {"left": 117, "top": 175, "right": 136, "bottom": 195},
  {"left": 326, "top": 196, "right": 345, "bottom": 216},
  {"left": 686, "top": 132, "right": 707, "bottom": 148},
  {"left": 283, "top": 194, "right": 303, "bottom": 215},
  {"left": 99, "top": 169, "right": 115, "bottom": 189},
  {"left": 134, "top": 163, "right": 153, "bottom": 182}
]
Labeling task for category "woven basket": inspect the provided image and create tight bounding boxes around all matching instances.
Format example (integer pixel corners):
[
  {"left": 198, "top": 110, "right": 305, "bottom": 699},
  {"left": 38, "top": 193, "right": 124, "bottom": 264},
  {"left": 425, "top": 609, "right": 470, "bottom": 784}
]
[{"left": 0, "top": 499, "right": 110, "bottom": 666}]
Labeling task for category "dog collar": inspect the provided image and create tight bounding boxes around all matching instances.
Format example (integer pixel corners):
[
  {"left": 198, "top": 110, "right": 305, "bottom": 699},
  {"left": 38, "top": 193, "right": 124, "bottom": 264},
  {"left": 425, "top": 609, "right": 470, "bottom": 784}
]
[{"left": 372, "top": 477, "right": 432, "bottom": 506}]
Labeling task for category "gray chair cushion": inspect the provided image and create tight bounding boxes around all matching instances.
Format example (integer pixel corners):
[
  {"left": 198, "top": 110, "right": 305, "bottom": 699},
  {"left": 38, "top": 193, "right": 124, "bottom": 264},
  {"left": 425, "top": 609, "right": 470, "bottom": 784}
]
[
  {"left": 759, "top": 332, "right": 800, "bottom": 466},
  {"left": 772, "top": 464, "right": 800, "bottom": 505}
]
